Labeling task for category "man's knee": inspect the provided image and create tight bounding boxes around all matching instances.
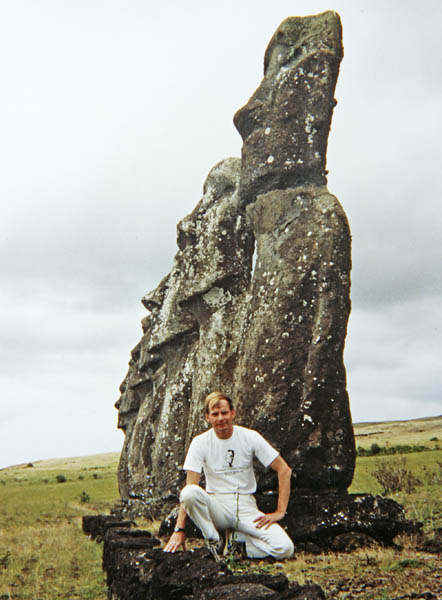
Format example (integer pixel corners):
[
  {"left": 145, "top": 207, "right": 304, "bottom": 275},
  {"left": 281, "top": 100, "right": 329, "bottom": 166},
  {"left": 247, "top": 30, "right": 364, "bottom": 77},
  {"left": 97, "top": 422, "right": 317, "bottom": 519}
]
[
  {"left": 180, "top": 484, "right": 203, "bottom": 507},
  {"left": 266, "top": 528, "right": 294, "bottom": 560},
  {"left": 275, "top": 536, "right": 294, "bottom": 559}
]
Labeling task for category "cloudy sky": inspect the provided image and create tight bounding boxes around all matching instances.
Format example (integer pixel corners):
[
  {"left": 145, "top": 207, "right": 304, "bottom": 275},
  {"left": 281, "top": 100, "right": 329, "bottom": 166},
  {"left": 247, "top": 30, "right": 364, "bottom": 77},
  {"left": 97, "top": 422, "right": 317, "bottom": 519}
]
[{"left": 1, "top": 0, "right": 441, "bottom": 469}]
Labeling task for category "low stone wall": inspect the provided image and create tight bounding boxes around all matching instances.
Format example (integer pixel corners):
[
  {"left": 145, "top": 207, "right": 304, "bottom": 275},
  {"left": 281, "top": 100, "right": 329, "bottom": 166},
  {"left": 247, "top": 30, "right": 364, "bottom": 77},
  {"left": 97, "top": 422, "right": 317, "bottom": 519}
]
[{"left": 83, "top": 516, "right": 325, "bottom": 600}]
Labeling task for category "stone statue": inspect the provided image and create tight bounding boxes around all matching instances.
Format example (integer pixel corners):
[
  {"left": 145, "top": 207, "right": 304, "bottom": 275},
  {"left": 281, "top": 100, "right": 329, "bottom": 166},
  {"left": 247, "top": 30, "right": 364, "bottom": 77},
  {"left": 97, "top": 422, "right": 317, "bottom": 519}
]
[
  {"left": 232, "top": 11, "right": 355, "bottom": 490},
  {"left": 116, "top": 157, "right": 253, "bottom": 502},
  {"left": 116, "top": 10, "right": 355, "bottom": 509}
]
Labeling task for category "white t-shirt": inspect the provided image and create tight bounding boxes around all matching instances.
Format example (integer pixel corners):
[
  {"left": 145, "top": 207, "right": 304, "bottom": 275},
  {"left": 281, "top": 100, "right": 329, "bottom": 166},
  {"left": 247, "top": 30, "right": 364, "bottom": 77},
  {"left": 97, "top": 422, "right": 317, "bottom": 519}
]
[{"left": 183, "top": 425, "right": 279, "bottom": 494}]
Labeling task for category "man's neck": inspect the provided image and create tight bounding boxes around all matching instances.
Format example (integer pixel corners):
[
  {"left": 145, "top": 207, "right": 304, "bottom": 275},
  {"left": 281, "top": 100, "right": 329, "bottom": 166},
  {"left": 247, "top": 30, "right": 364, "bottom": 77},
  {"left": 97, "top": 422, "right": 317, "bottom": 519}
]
[{"left": 213, "top": 425, "right": 234, "bottom": 440}]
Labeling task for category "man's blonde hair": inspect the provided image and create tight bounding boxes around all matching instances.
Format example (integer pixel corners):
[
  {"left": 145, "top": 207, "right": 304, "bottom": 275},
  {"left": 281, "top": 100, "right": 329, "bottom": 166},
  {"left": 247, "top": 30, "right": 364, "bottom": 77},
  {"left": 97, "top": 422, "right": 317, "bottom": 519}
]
[{"left": 204, "top": 391, "right": 234, "bottom": 414}]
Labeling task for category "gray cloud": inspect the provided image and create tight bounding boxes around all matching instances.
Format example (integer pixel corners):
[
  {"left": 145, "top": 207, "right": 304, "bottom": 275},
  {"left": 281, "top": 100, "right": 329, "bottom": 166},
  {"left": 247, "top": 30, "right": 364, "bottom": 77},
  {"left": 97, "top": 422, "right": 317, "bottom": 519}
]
[
  {"left": 1, "top": 0, "right": 441, "bottom": 468},
  {"left": 346, "top": 296, "right": 442, "bottom": 422}
]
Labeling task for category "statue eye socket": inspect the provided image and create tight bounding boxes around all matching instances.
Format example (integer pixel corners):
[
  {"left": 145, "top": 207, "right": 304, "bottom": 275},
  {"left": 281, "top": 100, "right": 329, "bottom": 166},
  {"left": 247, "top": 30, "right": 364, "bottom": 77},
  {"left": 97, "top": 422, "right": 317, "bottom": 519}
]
[{"left": 177, "top": 221, "right": 197, "bottom": 251}]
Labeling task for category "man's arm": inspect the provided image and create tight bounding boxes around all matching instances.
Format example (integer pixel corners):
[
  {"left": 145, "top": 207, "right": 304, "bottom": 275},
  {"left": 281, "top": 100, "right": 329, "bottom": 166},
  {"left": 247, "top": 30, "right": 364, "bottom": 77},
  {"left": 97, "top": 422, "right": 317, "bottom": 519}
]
[
  {"left": 254, "top": 455, "right": 292, "bottom": 529},
  {"left": 163, "top": 470, "right": 200, "bottom": 552}
]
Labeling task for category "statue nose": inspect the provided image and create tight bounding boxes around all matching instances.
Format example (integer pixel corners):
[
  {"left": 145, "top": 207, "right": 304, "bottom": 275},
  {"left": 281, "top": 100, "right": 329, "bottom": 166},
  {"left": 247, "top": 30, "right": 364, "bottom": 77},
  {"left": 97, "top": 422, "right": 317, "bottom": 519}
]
[{"left": 234, "top": 97, "right": 264, "bottom": 141}]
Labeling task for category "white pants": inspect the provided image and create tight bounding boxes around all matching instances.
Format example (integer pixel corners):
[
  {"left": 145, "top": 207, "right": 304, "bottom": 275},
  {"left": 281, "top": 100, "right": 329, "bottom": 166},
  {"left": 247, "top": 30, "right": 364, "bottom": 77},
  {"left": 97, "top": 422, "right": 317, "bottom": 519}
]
[{"left": 180, "top": 484, "right": 294, "bottom": 559}]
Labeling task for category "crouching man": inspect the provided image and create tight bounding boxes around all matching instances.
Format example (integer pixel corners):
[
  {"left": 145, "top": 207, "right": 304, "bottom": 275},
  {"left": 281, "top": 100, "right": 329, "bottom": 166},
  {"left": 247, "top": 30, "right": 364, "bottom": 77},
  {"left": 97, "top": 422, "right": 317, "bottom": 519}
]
[{"left": 164, "top": 391, "right": 294, "bottom": 560}]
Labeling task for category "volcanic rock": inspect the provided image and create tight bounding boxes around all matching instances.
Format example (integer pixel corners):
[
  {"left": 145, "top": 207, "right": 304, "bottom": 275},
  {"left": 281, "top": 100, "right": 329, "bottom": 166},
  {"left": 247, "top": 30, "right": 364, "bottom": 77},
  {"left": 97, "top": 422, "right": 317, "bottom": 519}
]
[
  {"left": 115, "top": 10, "right": 354, "bottom": 506},
  {"left": 234, "top": 11, "right": 343, "bottom": 204},
  {"left": 93, "top": 524, "right": 325, "bottom": 600},
  {"left": 82, "top": 514, "right": 136, "bottom": 542}
]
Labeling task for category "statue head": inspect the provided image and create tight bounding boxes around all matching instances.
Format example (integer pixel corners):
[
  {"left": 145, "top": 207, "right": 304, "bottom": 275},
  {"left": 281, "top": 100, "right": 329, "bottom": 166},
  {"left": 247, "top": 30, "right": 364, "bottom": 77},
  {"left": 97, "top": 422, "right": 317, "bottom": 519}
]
[{"left": 233, "top": 11, "right": 342, "bottom": 206}]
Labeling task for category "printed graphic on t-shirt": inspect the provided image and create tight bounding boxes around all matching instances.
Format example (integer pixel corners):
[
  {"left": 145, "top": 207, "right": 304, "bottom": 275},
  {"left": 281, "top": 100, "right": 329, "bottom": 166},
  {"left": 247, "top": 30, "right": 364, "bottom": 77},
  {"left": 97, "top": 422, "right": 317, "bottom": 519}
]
[
  {"left": 226, "top": 449, "right": 235, "bottom": 467},
  {"left": 214, "top": 448, "right": 245, "bottom": 476}
]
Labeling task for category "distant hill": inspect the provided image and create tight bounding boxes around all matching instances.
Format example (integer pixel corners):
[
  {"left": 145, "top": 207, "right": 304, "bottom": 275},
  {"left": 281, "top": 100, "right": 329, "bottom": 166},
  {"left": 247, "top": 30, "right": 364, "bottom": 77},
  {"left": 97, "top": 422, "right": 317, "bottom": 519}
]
[
  {"left": 2, "top": 415, "right": 441, "bottom": 471},
  {"left": 1, "top": 451, "right": 120, "bottom": 472},
  {"left": 353, "top": 415, "right": 442, "bottom": 449}
]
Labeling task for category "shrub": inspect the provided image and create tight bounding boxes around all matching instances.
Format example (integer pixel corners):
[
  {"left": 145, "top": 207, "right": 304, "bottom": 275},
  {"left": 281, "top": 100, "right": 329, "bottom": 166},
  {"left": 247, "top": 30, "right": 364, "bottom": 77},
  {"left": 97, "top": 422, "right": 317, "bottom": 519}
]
[
  {"left": 422, "top": 461, "right": 442, "bottom": 486},
  {"left": 388, "top": 558, "right": 426, "bottom": 572},
  {"left": 356, "top": 443, "right": 432, "bottom": 457},
  {"left": 56, "top": 474, "right": 67, "bottom": 483},
  {"left": 371, "top": 456, "right": 422, "bottom": 495},
  {"left": 79, "top": 491, "right": 90, "bottom": 503},
  {"left": 0, "top": 551, "right": 10, "bottom": 570},
  {"left": 370, "top": 443, "right": 381, "bottom": 455}
]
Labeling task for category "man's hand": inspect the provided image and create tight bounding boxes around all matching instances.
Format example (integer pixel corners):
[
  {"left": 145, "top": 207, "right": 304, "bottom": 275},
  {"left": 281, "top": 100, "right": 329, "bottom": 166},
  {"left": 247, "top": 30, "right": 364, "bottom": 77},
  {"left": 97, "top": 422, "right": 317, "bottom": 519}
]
[
  {"left": 163, "top": 530, "right": 186, "bottom": 553},
  {"left": 163, "top": 471, "right": 199, "bottom": 553},
  {"left": 254, "top": 511, "right": 285, "bottom": 529}
]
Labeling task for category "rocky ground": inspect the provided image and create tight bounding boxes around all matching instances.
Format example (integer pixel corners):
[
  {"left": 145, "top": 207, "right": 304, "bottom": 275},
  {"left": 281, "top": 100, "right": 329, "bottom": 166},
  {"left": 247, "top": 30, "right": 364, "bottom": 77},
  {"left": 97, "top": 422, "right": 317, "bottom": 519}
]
[
  {"left": 83, "top": 516, "right": 441, "bottom": 599},
  {"left": 178, "top": 533, "right": 441, "bottom": 600}
]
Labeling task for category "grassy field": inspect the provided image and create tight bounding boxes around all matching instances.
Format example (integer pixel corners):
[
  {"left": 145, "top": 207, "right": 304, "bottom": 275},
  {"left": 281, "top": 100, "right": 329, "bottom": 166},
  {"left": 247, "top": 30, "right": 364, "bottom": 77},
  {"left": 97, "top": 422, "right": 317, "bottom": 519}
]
[
  {"left": 353, "top": 415, "right": 441, "bottom": 450},
  {"left": 0, "top": 453, "right": 120, "bottom": 600},
  {"left": 1, "top": 417, "right": 441, "bottom": 599}
]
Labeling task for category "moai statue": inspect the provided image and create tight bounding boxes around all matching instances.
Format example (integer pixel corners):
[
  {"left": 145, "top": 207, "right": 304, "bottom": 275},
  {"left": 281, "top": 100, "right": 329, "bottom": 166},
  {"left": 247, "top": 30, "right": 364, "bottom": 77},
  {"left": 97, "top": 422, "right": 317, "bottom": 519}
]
[
  {"left": 232, "top": 11, "right": 355, "bottom": 490},
  {"left": 116, "top": 268, "right": 198, "bottom": 501},
  {"left": 116, "top": 11, "right": 355, "bottom": 502},
  {"left": 171, "top": 158, "right": 254, "bottom": 445},
  {"left": 116, "top": 159, "right": 251, "bottom": 499}
]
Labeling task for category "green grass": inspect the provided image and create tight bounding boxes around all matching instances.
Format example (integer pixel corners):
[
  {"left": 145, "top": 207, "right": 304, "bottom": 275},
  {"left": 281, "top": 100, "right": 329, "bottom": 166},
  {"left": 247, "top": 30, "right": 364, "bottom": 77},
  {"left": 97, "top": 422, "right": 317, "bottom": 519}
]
[
  {"left": 0, "top": 457, "right": 120, "bottom": 600},
  {"left": 349, "top": 449, "right": 442, "bottom": 530},
  {"left": 350, "top": 449, "right": 442, "bottom": 493},
  {"left": 1, "top": 422, "right": 441, "bottom": 599}
]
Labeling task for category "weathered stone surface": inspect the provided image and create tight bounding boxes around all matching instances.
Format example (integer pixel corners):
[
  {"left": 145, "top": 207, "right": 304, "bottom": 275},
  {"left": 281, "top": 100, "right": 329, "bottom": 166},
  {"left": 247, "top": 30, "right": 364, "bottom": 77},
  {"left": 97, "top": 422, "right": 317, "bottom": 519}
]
[
  {"left": 233, "top": 186, "right": 353, "bottom": 490},
  {"left": 233, "top": 11, "right": 342, "bottom": 205},
  {"left": 82, "top": 514, "right": 136, "bottom": 542},
  {"left": 282, "top": 492, "right": 420, "bottom": 546},
  {"left": 114, "top": 332, "right": 155, "bottom": 500},
  {"left": 95, "top": 525, "right": 324, "bottom": 600},
  {"left": 116, "top": 273, "right": 199, "bottom": 500},
  {"left": 230, "top": 10, "right": 353, "bottom": 491},
  {"left": 116, "top": 10, "right": 354, "bottom": 507},
  {"left": 189, "top": 583, "right": 279, "bottom": 599},
  {"left": 283, "top": 585, "right": 326, "bottom": 600},
  {"left": 171, "top": 157, "right": 254, "bottom": 445},
  {"left": 115, "top": 157, "right": 252, "bottom": 505}
]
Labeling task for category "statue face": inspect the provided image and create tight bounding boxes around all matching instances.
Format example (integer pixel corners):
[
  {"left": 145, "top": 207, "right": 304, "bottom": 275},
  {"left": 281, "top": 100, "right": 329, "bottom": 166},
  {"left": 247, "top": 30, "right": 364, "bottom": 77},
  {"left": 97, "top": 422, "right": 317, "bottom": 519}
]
[
  {"left": 234, "top": 16, "right": 340, "bottom": 205},
  {"left": 115, "top": 319, "right": 158, "bottom": 433},
  {"left": 115, "top": 373, "right": 150, "bottom": 432},
  {"left": 173, "top": 157, "right": 251, "bottom": 308},
  {"left": 143, "top": 269, "right": 197, "bottom": 355}
]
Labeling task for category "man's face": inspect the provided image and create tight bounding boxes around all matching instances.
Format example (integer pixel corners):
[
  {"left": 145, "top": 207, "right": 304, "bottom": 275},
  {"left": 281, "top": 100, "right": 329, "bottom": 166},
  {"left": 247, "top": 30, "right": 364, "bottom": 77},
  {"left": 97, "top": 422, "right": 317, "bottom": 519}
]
[{"left": 205, "top": 399, "right": 235, "bottom": 439}]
